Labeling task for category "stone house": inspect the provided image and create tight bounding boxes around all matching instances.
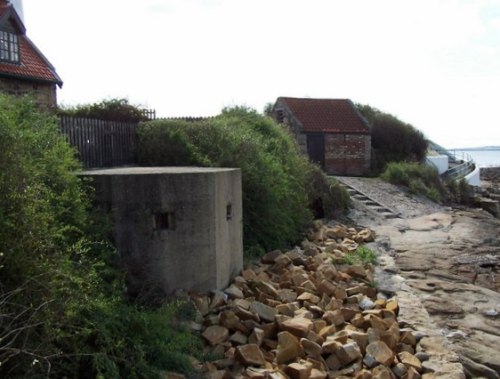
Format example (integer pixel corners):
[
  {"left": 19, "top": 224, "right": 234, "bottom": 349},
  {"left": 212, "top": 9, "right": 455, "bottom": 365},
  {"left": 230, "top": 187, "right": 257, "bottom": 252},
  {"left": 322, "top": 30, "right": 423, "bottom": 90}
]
[
  {"left": 0, "top": 0, "right": 62, "bottom": 108},
  {"left": 272, "top": 97, "right": 371, "bottom": 176}
]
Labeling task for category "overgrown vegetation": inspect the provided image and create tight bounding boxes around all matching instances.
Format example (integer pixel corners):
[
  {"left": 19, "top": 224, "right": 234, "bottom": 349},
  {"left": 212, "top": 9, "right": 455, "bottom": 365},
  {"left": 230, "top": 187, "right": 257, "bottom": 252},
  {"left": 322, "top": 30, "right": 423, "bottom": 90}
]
[
  {"left": 381, "top": 162, "right": 447, "bottom": 203},
  {"left": 138, "top": 106, "right": 350, "bottom": 256},
  {"left": 0, "top": 95, "right": 202, "bottom": 378},
  {"left": 58, "top": 98, "right": 150, "bottom": 123},
  {"left": 356, "top": 104, "right": 428, "bottom": 173}
]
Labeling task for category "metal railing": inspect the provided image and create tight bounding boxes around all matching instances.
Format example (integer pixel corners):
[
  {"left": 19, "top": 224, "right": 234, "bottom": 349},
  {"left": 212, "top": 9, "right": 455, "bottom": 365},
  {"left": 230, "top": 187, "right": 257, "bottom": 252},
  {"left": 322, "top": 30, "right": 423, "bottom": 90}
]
[{"left": 443, "top": 150, "right": 475, "bottom": 181}]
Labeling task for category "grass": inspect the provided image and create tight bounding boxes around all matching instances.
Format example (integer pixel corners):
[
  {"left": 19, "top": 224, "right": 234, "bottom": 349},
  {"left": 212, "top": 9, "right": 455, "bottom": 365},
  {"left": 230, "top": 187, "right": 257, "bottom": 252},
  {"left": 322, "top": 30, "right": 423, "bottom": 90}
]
[{"left": 343, "top": 245, "right": 377, "bottom": 265}]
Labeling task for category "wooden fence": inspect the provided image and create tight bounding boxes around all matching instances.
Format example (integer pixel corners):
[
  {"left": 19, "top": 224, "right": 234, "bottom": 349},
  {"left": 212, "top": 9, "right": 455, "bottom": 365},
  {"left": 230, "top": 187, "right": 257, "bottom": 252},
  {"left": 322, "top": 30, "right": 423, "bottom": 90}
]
[{"left": 59, "top": 115, "right": 138, "bottom": 169}]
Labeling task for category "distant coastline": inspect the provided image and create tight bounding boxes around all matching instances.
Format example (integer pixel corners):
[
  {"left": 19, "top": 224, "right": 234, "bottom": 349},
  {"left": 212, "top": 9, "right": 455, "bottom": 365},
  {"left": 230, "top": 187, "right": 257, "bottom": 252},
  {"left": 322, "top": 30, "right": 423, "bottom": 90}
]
[
  {"left": 450, "top": 146, "right": 500, "bottom": 151},
  {"left": 449, "top": 147, "right": 500, "bottom": 168}
]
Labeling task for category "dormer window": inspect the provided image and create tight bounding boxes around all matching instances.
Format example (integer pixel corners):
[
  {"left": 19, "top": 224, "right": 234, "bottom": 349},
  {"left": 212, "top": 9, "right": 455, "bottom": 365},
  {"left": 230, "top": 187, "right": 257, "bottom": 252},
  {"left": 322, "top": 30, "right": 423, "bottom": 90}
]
[{"left": 0, "top": 30, "right": 19, "bottom": 63}]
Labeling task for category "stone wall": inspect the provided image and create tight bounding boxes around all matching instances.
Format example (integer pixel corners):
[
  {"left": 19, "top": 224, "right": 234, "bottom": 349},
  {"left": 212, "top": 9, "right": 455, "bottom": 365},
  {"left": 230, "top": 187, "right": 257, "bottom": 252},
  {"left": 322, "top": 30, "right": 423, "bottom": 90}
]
[
  {"left": 80, "top": 167, "right": 243, "bottom": 297},
  {"left": 0, "top": 77, "right": 57, "bottom": 108}
]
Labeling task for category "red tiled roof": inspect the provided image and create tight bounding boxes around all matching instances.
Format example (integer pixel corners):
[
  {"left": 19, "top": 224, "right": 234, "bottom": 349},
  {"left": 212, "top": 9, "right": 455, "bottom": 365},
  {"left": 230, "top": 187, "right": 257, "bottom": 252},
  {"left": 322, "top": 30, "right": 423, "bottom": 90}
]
[
  {"left": 0, "top": 4, "right": 62, "bottom": 86},
  {"left": 279, "top": 97, "right": 369, "bottom": 134}
]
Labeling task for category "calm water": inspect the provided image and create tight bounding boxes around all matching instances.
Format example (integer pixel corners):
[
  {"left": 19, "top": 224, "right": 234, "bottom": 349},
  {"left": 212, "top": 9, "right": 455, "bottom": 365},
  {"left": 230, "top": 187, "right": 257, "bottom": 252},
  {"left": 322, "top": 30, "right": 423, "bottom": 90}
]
[{"left": 450, "top": 149, "right": 500, "bottom": 168}]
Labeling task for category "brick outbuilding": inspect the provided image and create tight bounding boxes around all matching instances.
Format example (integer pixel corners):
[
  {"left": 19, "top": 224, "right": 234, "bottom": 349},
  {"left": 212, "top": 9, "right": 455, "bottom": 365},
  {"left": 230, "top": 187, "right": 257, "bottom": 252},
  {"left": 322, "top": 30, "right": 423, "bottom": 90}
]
[
  {"left": 272, "top": 97, "right": 371, "bottom": 176},
  {"left": 0, "top": 0, "right": 62, "bottom": 108}
]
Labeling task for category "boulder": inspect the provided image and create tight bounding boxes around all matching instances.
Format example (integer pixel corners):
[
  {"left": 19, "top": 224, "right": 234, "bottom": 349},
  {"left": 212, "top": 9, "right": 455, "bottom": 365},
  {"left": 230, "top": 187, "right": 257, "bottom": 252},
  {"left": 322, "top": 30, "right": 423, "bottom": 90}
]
[
  {"left": 365, "top": 341, "right": 395, "bottom": 366},
  {"left": 276, "top": 331, "right": 302, "bottom": 364},
  {"left": 235, "top": 344, "right": 266, "bottom": 367},
  {"left": 202, "top": 325, "right": 229, "bottom": 346}
]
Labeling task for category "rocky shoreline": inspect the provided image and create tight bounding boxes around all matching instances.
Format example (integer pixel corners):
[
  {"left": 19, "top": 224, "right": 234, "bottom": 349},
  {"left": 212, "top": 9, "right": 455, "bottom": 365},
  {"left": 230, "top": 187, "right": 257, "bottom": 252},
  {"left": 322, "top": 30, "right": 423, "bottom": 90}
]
[
  {"left": 186, "top": 224, "right": 455, "bottom": 379},
  {"left": 166, "top": 175, "right": 500, "bottom": 379}
]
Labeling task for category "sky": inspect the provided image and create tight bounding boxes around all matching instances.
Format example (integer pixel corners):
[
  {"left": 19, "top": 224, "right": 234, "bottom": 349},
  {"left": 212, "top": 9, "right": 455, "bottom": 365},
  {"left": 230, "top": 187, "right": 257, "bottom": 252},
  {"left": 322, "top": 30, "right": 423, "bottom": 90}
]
[{"left": 23, "top": 0, "right": 500, "bottom": 148}]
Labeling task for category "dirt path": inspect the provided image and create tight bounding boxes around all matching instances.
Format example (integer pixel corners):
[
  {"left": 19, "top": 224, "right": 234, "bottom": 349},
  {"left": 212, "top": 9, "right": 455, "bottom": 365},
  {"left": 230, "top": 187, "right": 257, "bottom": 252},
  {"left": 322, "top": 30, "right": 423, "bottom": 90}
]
[{"left": 340, "top": 177, "right": 500, "bottom": 378}]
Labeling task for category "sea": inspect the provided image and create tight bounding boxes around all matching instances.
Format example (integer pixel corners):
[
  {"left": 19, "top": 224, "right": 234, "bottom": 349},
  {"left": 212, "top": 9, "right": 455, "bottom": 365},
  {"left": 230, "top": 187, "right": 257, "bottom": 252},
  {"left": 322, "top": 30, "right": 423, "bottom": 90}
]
[{"left": 449, "top": 149, "right": 500, "bottom": 168}]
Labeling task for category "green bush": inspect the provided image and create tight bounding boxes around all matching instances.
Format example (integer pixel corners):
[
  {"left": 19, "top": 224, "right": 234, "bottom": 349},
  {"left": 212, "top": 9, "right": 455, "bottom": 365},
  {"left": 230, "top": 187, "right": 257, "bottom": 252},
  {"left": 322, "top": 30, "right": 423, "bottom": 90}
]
[
  {"left": 138, "top": 106, "right": 349, "bottom": 255},
  {"left": 381, "top": 162, "right": 447, "bottom": 203},
  {"left": 356, "top": 104, "right": 428, "bottom": 173},
  {"left": 343, "top": 246, "right": 377, "bottom": 265},
  {"left": 58, "top": 98, "right": 149, "bottom": 122},
  {"left": 0, "top": 95, "right": 202, "bottom": 378}
]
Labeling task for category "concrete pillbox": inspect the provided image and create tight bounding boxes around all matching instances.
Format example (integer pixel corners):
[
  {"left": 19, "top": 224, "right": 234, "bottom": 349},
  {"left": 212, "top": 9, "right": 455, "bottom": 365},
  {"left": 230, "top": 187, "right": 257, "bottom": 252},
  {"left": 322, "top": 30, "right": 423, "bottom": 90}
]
[{"left": 80, "top": 167, "right": 243, "bottom": 296}]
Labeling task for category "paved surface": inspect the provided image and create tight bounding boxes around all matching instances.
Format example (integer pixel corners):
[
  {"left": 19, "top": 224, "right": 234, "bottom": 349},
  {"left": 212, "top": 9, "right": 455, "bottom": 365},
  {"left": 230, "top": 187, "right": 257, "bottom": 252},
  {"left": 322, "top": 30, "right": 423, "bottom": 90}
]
[{"left": 340, "top": 176, "right": 500, "bottom": 379}]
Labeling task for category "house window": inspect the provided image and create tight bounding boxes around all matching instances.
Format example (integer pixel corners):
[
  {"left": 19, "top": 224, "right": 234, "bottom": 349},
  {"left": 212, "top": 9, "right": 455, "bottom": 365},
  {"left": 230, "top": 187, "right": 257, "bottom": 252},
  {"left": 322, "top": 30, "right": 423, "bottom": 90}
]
[
  {"left": 0, "top": 31, "right": 20, "bottom": 63},
  {"left": 276, "top": 109, "right": 285, "bottom": 124}
]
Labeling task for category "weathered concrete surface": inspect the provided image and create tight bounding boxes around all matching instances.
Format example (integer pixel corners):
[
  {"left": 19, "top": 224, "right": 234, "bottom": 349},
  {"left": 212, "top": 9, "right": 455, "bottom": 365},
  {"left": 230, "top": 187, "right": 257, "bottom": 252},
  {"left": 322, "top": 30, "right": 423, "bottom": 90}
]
[
  {"left": 80, "top": 167, "right": 243, "bottom": 296},
  {"left": 345, "top": 177, "right": 500, "bottom": 378}
]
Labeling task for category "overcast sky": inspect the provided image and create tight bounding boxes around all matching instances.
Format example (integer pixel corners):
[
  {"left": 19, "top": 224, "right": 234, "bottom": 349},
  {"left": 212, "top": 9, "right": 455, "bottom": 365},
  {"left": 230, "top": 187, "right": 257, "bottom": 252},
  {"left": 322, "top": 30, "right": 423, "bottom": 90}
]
[{"left": 23, "top": 0, "right": 500, "bottom": 148}]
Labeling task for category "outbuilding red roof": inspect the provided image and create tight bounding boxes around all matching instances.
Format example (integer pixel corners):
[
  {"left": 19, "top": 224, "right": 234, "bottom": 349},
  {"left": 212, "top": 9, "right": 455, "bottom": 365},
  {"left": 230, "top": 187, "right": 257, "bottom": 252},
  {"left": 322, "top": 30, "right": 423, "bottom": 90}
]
[
  {"left": 279, "top": 97, "right": 369, "bottom": 134},
  {"left": 0, "top": 2, "right": 62, "bottom": 86}
]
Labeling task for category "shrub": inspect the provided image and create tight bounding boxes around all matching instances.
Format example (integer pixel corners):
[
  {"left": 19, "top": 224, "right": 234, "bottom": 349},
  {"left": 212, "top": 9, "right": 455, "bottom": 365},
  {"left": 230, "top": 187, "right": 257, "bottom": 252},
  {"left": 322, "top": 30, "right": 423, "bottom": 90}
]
[
  {"left": 356, "top": 104, "right": 428, "bottom": 173},
  {"left": 0, "top": 95, "right": 202, "bottom": 378},
  {"left": 58, "top": 98, "right": 149, "bottom": 122},
  {"left": 138, "top": 106, "right": 349, "bottom": 255},
  {"left": 381, "top": 162, "right": 447, "bottom": 203},
  {"left": 343, "top": 246, "right": 377, "bottom": 265}
]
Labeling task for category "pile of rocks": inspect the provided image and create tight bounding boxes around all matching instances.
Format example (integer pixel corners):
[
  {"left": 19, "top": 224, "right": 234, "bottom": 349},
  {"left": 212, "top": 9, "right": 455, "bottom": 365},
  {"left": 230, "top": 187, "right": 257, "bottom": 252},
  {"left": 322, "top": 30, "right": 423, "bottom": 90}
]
[{"left": 188, "top": 224, "right": 429, "bottom": 379}]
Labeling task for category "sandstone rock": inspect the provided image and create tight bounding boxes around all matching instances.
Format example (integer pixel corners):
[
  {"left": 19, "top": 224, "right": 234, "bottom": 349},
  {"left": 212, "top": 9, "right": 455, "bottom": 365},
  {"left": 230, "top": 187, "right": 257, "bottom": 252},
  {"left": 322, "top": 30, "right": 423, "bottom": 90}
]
[
  {"left": 347, "top": 264, "right": 367, "bottom": 278},
  {"left": 276, "top": 331, "right": 302, "bottom": 364},
  {"left": 348, "top": 331, "right": 369, "bottom": 353},
  {"left": 322, "top": 309, "right": 345, "bottom": 326},
  {"left": 297, "top": 291, "right": 320, "bottom": 304},
  {"left": 249, "top": 328, "right": 265, "bottom": 347},
  {"left": 234, "top": 305, "right": 260, "bottom": 321},
  {"left": 318, "top": 324, "right": 337, "bottom": 339},
  {"left": 372, "top": 365, "right": 395, "bottom": 379},
  {"left": 365, "top": 341, "right": 395, "bottom": 366},
  {"left": 399, "top": 331, "right": 417, "bottom": 346},
  {"left": 318, "top": 279, "right": 338, "bottom": 297},
  {"left": 357, "top": 228, "right": 376, "bottom": 243},
  {"left": 261, "top": 250, "right": 283, "bottom": 264},
  {"left": 277, "top": 289, "right": 298, "bottom": 303},
  {"left": 397, "top": 352, "right": 422, "bottom": 372},
  {"left": 285, "top": 361, "right": 313, "bottom": 379},
  {"left": 225, "top": 284, "right": 244, "bottom": 299},
  {"left": 326, "top": 225, "right": 349, "bottom": 239},
  {"left": 203, "top": 325, "right": 229, "bottom": 346},
  {"left": 310, "top": 368, "right": 328, "bottom": 379},
  {"left": 386, "top": 299, "right": 399, "bottom": 315},
  {"left": 341, "top": 307, "right": 359, "bottom": 321},
  {"left": 230, "top": 331, "right": 248, "bottom": 345},
  {"left": 241, "top": 268, "right": 257, "bottom": 280},
  {"left": 392, "top": 362, "right": 408, "bottom": 378},
  {"left": 220, "top": 310, "right": 241, "bottom": 330},
  {"left": 325, "top": 353, "right": 342, "bottom": 371},
  {"left": 355, "top": 369, "right": 373, "bottom": 379},
  {"left": 250, "top": 301, "right": 278, "bottom": 322},
  {"left": 210, "top": 291, "right": 228, "bottom": 309},
  {"left": 336, "top": 341, "right": 362, "bottom": 365},
  {"left": 300, "top": 338, "right": 322, "bottom": 357},
  {"left": 402, "top": 366, "right": 421, "bottom": 379},
  {"left": 235, "top": 344, "right": 266, "bottom": 367},
  {"left": 281, "top": 317, "right": 313, "bottom": 338},
  {"left": 256, "top": 280, "right": 280, "bottom": 298},
  {"left": 276, "top": 303, "right": 297, "bottom": 317}
]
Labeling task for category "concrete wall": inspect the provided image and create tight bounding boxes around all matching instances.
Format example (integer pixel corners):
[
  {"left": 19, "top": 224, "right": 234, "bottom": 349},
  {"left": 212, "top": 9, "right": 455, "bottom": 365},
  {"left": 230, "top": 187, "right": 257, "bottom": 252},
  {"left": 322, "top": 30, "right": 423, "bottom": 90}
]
[
  {"left": 0, "top": 77, "right": 57, "bottom": 108},
  {"left": 80, "top": 167, "right": 243, "bottom": 296},
  {"left": 427, "top": 155, "right": 449, "bottom": 175},
  {"left": 465, "top": 165, "right": 481, "bottom": 187}
]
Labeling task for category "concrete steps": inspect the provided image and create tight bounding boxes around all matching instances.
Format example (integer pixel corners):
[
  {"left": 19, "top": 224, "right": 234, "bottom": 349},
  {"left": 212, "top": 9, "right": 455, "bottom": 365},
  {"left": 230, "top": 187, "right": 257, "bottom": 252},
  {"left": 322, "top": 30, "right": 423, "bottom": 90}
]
[{"left": 341, "top": 183, "right": 401, "bottom": 219}]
